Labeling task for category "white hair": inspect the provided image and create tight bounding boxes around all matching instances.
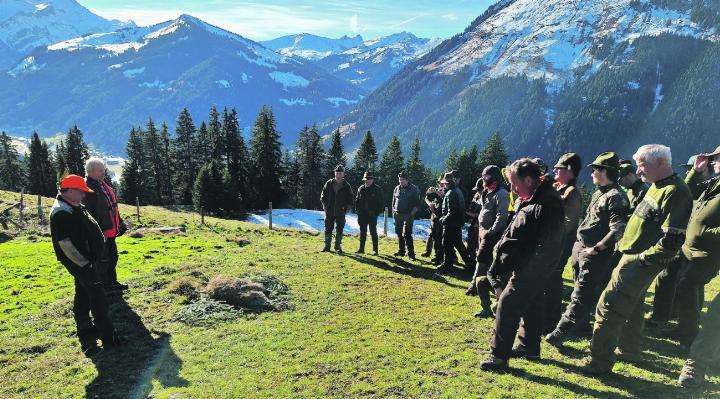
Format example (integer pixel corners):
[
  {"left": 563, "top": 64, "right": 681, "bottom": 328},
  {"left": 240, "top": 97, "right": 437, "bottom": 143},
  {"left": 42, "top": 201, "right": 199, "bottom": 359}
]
[
  {"left": 633, "top": 144, "right": 672, "bottom": 166},
  {"left": 85, "top": 157, "right": 106, "bottom": 175}
]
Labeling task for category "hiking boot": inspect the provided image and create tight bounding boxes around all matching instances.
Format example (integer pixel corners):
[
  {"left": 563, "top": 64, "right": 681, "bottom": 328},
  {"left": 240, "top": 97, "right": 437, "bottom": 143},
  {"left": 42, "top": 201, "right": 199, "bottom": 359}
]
[
  {"left": 465, "top": 285, "right": 477, "bottom": 296},
  {"left": 474, "top": 308, "right": 494, "bottom": 319},
  {"left": 320, "top": 247, "right": 331, "bottom": 253},
  {"left": 336, "top": 248, "right": 344, "bottom": 254},
  {"left": 355, "top": 248, "right": 364, "bottom": 254},
  {"left": 581, "top": 359, "right": 612, "bottom": 375},
  {"left": 615, "top": 349, "right": 642, "bottom": 364},
  {"left": 480, "top": 355, "right": 509, "bottom": 372},
  {"left": 408, "top": 253, "right": 416, "bottom": 261},
  {"left": 420, "top": 251, "right": 431, "bottom": 257},
  {"left": 372, "top": 250, "right": 379, "bottom": 256},
  {"left": 511, "top": 346, "right": 540, "bottom": 361},
  {"left": 393, "top": 251, "right": 406, "bottom": 257},
  {"left": 679, "top": 359, "right": 705, "bottom": 388},
  {"left": 545, "top": 329, "right": 568, "bottom": 346}
]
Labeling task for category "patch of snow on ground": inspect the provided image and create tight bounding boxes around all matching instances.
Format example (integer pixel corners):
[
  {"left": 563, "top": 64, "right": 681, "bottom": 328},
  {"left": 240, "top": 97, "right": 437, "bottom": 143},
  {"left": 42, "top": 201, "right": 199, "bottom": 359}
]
[
  {"left": 215, "top": 79, "right": 231, "bottom": 88},
  {"left": 269, "top": 71, "right": 310, "bottom": 89},
  {"left": 247, "top": 209, "right": 436, "bottom": 239},
  {"left": 280, "top": 98, "right": 312, "bottom": 106},
  {"left": 138, "top": 79, "right": 166, "bottom": 89},
  {"left": 325, "top": 97, "right": 359, "bottom": 107},
  {"left": 7, "top": 56, "right": 44, "bottom": 76},
  {"left": 123, "top": 67, "right": 145, "bottom": 78}
]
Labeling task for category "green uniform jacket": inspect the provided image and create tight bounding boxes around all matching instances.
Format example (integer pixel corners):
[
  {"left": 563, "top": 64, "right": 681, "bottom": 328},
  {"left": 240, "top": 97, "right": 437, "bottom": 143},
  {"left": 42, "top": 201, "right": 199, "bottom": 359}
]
[
  {"left": 576, "top": 183, "right": 629, "bottom": 249},
  {"left": 320, "top": 179, "right": 354, "bottom": 217},
  {"left": 681, "top": 170, "right": 720, "bottom": 265},
  {"left": 618, "top": 174, "right": 692, "bottom": 267},
  {"left": 626, "top": 179, "right": 649, "bottom": 212}
]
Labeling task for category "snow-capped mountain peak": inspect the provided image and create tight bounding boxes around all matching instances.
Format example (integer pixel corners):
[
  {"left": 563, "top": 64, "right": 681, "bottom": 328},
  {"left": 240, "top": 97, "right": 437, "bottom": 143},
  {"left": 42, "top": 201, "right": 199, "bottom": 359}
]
[{"left": 424, "top": 0, "right": 719, "bottom": 89}]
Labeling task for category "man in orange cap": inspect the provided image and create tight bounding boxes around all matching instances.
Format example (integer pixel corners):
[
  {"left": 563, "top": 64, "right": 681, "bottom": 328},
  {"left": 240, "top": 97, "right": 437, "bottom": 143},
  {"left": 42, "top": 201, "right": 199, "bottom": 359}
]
[{"left": 50, "top": 175, "right": 123, "bottom": 356}]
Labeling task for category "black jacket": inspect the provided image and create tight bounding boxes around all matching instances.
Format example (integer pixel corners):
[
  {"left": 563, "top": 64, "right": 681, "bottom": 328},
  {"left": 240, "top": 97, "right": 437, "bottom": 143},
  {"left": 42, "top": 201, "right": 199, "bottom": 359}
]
[
  {"left": 320, "top": 179, "right": 354, "bottom": 217},
  {"left": 440, "top": 184, "right": 466, "bottom": 227},
  {"left": 84, "top": 177, "right": 125, "bottom": 236},
  {"left": 355, "top": 183, "right": 384, "bottom": 217},
  {"left": 488, "top": 177, "right": 565, "bottom": 288},
  {"left": 50, "top": 196, "right": 105, "bottom": 274}
]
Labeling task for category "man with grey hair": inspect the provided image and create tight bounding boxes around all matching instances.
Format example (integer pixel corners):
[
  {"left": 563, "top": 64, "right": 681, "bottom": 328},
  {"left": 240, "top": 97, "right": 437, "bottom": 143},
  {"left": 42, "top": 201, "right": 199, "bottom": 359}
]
[
  {"left": 584, "top": 144, "right": 692, "bottom": 374},
  {"left": 83, "top": 157, "right": 128, "bottom": 292}
]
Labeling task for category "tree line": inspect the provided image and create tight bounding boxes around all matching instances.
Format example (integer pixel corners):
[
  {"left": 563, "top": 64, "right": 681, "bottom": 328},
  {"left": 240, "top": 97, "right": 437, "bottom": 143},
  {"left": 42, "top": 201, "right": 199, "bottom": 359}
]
[{"left": 0, "top": 105, "right": 509, "bottom": 217}]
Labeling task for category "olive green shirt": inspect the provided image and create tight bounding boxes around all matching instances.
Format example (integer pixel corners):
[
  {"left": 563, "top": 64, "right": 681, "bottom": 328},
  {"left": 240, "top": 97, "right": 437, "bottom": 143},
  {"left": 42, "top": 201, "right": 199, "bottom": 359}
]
[
  {"left": 618, "top": 174, "right": 692, "bottom": 267},
  {"left": 576, "top": 183, "right": 629, "bottom": 249},
  {"left": 682, "top": 170, "right": 720, "bottom": 264},
  {"left": 626, "top": 179, "right": 649, "bottom": 212}
]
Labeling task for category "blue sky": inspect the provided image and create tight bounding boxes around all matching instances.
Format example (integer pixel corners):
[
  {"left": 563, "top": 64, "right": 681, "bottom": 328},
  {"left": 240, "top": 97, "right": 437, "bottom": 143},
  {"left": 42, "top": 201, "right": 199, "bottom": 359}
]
[{"left": 82, "top": 0, "right": 497, "bottom": 40}]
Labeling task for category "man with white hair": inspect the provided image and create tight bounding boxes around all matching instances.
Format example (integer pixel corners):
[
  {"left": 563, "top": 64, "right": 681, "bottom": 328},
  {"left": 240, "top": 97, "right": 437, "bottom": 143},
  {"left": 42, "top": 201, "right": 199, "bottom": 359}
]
[
  {"left": 83, "top": 157, "right": 127, "bottom": 292},
  {"left": 584, "top": 144, "right": 692, "bottom": 374}
]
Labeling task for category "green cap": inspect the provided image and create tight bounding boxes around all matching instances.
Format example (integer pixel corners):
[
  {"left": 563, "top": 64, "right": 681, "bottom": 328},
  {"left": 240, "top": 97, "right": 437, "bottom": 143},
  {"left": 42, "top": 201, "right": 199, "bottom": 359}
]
[
  {"left": 554, "top": 152, "right": 582, "bottom": 174},
  {"left": 680, "top": 155, "right": 697, "bottom": 168},
  {"left": 588, "top": 151, "right": 620, "bottom": 170},
  {"left": 618, "top": 163, "right": 635, "bottom": 178}
]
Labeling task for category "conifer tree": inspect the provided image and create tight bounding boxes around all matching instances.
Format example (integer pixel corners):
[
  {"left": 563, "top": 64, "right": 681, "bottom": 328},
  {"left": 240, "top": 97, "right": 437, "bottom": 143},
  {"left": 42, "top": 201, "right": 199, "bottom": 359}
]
[
  {"left": 159, "top": 122, "right": 175, "bottom": 204},
  {"left": 143, "top": 117, "right": 163, "bottom": 205},
  {"left": 406, "top": 136, "right": 431, "bottom": 191},
  {"left": 26, "top": 132, "right": 56, "bottom": 196},
  {"left": 223, "top": 107, "right": 247, "bottom": 211},
  {"left": 378, "top": 136, "right": 404, "bottom": 195},
  {"left": 279, "top": 150, "right": 300, "bottom": 208},
  {"left": 63, "top": 125, "right": 89, "bottom": 176},
  {"left": 208, "top": 106, "right": 224, "bottom": 162},
  {"left": 0, "top": 132, "right": 25, "bottom": 191},
  {"left": 295, "top": 125, "right": 325, "bottom": 210},
  {"left": 249, "top": 106, "right": 283, "bottom": 208},
  {"left": 171, "top": 108, "right": 198, "bottom": 205},
  {"left": 325, "top": 128, "right": 346, "bottom": 177},
  {"left": 477, "top": 132, "right": 509, "bottom": 170},
  {"left": 120, "top": 127, "right": 145, "bottom": 204},
  {"left": 455, "top": 145, "right": 479, "bottom": 194},
  {"left": 55, "top": 140, "right": 67, "bottom": 181},
  {"left": 444, "top": 148, "right": 459, "bottom": 173},
  {"left": 196, "top": 121, "right": 211, "bottom": 167},
  {"left": 354, "top": 130, "right": 378, "bottom": 173},
  {"left": 192, "top": 160, "right": 224, "bottom": 215}
]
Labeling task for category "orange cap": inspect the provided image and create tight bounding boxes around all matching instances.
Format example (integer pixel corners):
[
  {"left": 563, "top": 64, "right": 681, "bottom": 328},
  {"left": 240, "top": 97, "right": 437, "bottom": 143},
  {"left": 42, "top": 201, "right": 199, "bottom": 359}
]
[{"left": 60, "top": 175, "right": 94, "bottom": 193}]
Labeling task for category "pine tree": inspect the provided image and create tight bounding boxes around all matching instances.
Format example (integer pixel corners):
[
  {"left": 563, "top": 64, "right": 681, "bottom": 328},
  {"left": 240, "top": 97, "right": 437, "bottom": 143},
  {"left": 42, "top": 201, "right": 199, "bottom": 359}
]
[
  {"left": 26, "top": 132, "right": 56, "bottom": 196},
  {"left": 55, "top": 140, "right": 67, "bottom": 181},
  {"left": 192, "top": 160, "right": 224, "bottom": 215},
  {"left": 325, "top": 128, "right": 347, "bottom": 177},
  {"left": 119, "top": 127, "right": 145, "bottom": 204},
  {"left": 445, "top": 148, "right": 459, "bottom": 172},
  {"left": 196, "top": 121, "right": 211, "bottom": 167},
  {"left": 143, "top": 117, "right": 163, "bottom": 205},
  {"left": 295, "top": 125, "right": 325, "bottom": 210},
  {"left": 63, "top": 125, "right": 89, "bottom": 176},
  {"left": 249, "top": 106, "right": 283, "bottom": 208},
  {"left": 406, "top": 137, "right": 431, "bottom": 191},
  {"left": 223, "top": 107, "right": 247, "bottom": 212},
  {"left": 378, "top": 136, "right": 404, "bottom": 194},
  {"left": 158, "top": 122, "right": 174, "bottom": 204},
  {"left": 171, "top": 108, "right": 198, "bottom": 205},
  {"left": 477, "top": 132, "right": 509, "bottom": 170},
  {"left": 455, "top": 145, "right": 479, "bottom": 194},
  {"left": 279, "top": 150, "right": 300, "bottom": 208},
  {"left": 208, "top": 106, "right": 224, "bottom": 162},
  {"left": 354, "top": 130, "right": 378, "bottom": 173},
  {"left": 0, "top": 132, "right": 25, "bottom": 191}
]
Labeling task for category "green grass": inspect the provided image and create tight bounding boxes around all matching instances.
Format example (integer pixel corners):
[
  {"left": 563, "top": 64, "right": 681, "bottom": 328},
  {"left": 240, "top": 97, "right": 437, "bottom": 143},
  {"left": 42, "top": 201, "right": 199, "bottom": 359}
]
[{"left": 0, "top": 189, "right": 718, "bottom": 398}]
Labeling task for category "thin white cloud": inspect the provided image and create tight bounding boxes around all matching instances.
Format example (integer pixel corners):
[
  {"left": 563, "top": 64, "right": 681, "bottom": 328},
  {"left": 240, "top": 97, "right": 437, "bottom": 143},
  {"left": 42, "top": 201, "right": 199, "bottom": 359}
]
[
  {"left": 349, "top": 14, "right": 359, "bottom": 34},
  {"left": 387, "top": 15, "right": 422, "bottom": 30},
  {"left": 442, "top": 13, "right": 458, "bottom": 21}
]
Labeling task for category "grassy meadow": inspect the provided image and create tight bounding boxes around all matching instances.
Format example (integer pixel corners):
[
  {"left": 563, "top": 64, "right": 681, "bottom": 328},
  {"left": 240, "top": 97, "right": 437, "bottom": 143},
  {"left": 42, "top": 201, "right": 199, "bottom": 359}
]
[{"left": 0, "top": 189, "right": 718, "bottom": 399}]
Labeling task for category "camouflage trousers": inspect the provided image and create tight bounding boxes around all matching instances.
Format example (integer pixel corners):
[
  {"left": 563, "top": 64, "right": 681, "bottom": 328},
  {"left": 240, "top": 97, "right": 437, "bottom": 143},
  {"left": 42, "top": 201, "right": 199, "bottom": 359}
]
[{"left": 590, "top": 253, "right": 666, "bottom": 369}]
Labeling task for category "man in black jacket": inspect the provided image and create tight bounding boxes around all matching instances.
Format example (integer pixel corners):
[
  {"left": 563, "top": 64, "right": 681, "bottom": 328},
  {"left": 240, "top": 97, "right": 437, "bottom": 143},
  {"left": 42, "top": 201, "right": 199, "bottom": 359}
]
[
  {"left": 436, "top": 171, "right": 467, "bottom": 272},
  {"left": 355, "top": 171, "right": 384, "bottom": 255},
  {"left": 392, "top": 171, "right": 421, "bottom": 260},
  {"left": 84, "top": 158, "right": 127, "bottom": 292},
  {"left": 481, "top": 159, "right": 565, "bottom": 371},
  {"left": 320, "top": 165, "right": 354, "bottom": 253},
  {"left": 50, "top": 175, "right": 123, "bottom": 356}
]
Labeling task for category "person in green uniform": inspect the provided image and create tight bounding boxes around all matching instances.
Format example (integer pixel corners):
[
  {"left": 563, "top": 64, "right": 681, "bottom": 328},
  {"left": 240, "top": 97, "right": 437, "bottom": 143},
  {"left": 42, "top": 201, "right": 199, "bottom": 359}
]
[
  {"left": 584, "top": 144, "right": 693, "bottom": 375},
  {"left": 546, "top": 152, "right": 629, "bottom": 344},
  {"left": 618, "top": 163, "right": 648, "bottom": 213}
]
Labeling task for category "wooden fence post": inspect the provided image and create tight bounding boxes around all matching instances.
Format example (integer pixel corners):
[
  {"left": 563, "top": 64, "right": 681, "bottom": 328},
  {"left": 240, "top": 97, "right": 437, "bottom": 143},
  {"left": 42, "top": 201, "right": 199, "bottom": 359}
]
[
  {"left": 37, "top": 195, "right": 44, "bottom": 224},
  {"left": 268, "top": 202, "right": 273, "bottom": 230},
  {"left": 135, "top": 196, "right": 140, "bottom": 222},
  {"left": 19, "top": 189, "right": 25, "bottom": 226},
  {"left": 200, "top": 207, "right": 205, "bottom": 225},
  {"left": 383, "top": 207, "right": 388, "bottom": 237}
]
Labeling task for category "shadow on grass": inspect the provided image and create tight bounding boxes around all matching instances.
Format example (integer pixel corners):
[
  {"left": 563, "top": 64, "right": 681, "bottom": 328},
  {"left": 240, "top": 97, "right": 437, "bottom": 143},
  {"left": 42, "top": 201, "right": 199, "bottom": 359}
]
[
  {"left": 85, "top": 295, "right": 187, "bottom": 399},
  {"left": 344, "top": 254, "right": 468, "bottom": 289}
]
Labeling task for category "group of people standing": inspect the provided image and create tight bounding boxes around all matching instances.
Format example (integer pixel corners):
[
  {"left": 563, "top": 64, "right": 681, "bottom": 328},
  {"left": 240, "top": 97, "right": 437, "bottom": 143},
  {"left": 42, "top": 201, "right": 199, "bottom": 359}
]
[{"left": 319, "top": 143, "right": 720, "bottom": 388}]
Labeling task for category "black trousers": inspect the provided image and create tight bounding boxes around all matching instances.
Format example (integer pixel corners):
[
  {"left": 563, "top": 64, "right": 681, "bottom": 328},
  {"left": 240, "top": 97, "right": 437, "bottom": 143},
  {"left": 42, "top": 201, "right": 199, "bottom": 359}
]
[
  {"left": 466, "top": 221, "right": 479, "bottom": 260},
  {"left": 358, "top": 214, "right": 378, "bottom": 251},
  {"left": 394, "top": 213, "right": 415, "bottom": 255},
  {"left": 324, "top": 214, "right": 346, "bottom": 249},
  {"left": 555, "top": 241, "right": 613, "bottom": 333},
  {"left": 99, "top": 237, "right": 119, "bottom": 286},
  {"left": 675, "top": 259, "right": 720, "bottom": 347},
  {"left": 491, "top": 267, "right": 549, "bottom": 359},
  {"left": 543, "top": 234, "right": 575, "bottom": 332},
  {"left": 442, "top": 223, "right": 464, "bottom": 266},
  {"left": 72, "top": 267, "right": 115, "bottom": 347}
]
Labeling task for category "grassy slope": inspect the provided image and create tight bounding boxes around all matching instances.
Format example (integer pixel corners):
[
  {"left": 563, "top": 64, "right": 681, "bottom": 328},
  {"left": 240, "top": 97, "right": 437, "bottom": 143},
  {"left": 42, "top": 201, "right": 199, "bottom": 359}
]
[{"left": 0, "top": 189, "right": 718, "bottom": 399}]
